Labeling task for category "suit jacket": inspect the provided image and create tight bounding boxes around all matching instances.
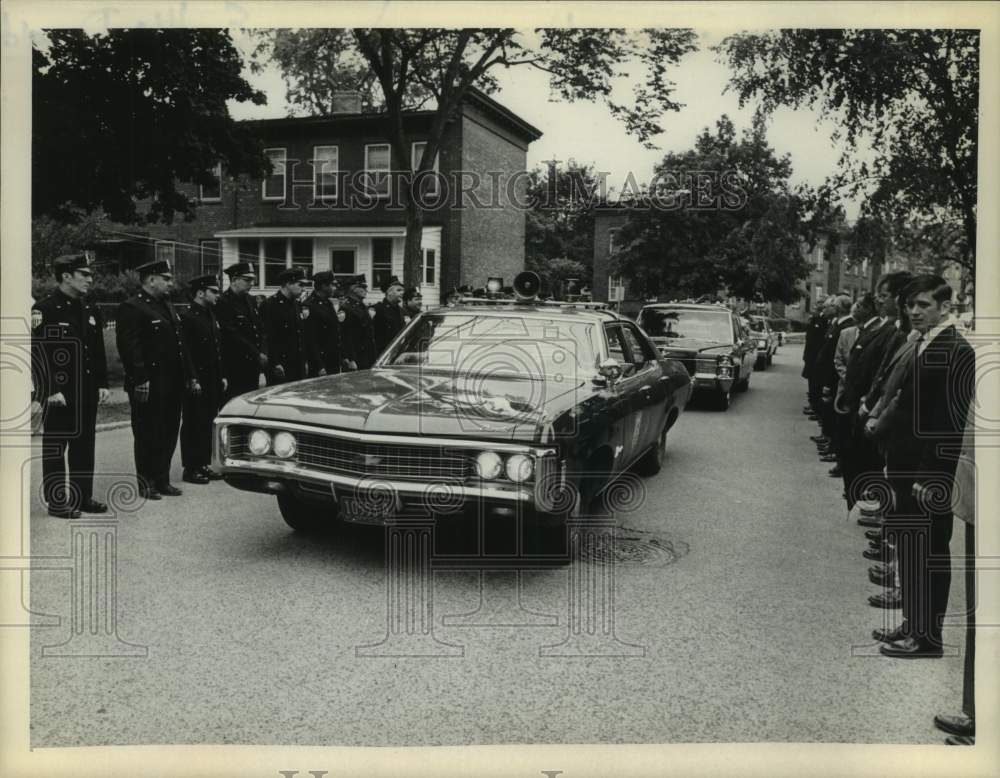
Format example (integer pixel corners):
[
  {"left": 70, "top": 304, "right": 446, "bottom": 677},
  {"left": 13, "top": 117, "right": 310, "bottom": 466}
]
[
  {"left": 815, "top": 316, "right": 854, "bottom": 392},
  {"left": 180, "top": 302, "right": 225, "bottom": 395},
  {"left": 214, "top": 289, "right": 264, "bottom": 380},
  {"left": 261, "top": 291, "right": 307, "bottom": 381},
  {"left": 372, "top": 299, "right": 405, "bottom": 354},
  {"left": 304, "top": 294, "right": 342, "bottom": 376},
  {"left": 31, "top": 289, "right": 108, "bottom": 405},
  {"left": 116, "top": 291, "right": 193, "bottom": 392},
  {"left": 801, "top": 314, "right": 827, "bottom": 378},
  {"left": 862, "top": 326, "right": 910, "bottom": 411},
  {"left": 340, "top": 296, "right": 377, "bottom": 369},
  {"left": 841, "top": 318, "right": 898, "bottom": 412}
]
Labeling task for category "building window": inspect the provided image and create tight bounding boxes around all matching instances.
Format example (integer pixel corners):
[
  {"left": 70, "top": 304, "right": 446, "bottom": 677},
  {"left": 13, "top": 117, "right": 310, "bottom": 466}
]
[
  {"left": 291, "top": 238, "right": 313, "bottom": 279},
  {"left": 330, "top": 248, "right": 357, "bottom": 281},
  {"left": 411, "top": 142, "right": 439, "bottom": 196},
  {"left": 422, "top": 248, "right": 436, "bottom": 285},
  {"left": 609, "top": 229, "right": 620, "bottom": 254},
  {"left": 371, "top": 237, "right": 393, "bottom": 291},
  {"left": 815, "top": 244, "right": 825, "bottom": 270},
  {"left": 814, "top": 284, "right": 824, "bottom": 302},
  {"left": 364, "top": 143, "right": 391, "bottom": 198},
  {"left": 263, "top": 148, "right": 286, "bottom": 201},
  {"left": 608, "top": 274, "right": 624, "bottom": 302},
  {"left": 263, "top": 238, "right": 287, "bottom": 286},
  {"left": 155, "top": 241, "right": 175, "bottom": 265},
  {"left": 200, "top": 163, "right": 222, "bottom": 202},
  {"left": 199, "top": 240, "right": 221, "bottom": 276},
  {"left": 313, "top": 145, "right": 338, "bottom": 201},
  {"left": 862, "top": 258, "right": 869, "bottom": 276},
  {"left": 237, "top": 238, "right": 260, "bottom": 273}
]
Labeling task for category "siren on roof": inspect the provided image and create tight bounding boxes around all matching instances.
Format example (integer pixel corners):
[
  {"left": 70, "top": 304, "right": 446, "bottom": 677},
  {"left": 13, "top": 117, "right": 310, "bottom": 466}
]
[{"left": 513, "top": 271, "right": 541, "bottom": 302}]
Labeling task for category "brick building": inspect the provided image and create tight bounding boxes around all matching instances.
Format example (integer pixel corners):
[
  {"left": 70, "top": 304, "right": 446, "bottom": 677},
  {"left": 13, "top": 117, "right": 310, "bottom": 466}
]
[{"left": 96, "top": 89, "right": 541, "bottom": 307}]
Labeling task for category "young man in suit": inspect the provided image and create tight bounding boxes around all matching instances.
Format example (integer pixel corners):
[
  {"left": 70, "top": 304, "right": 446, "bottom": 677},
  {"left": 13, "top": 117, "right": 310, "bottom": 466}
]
[
  {"left": 116, "top": 260, "right": 196, "bottom": 499},
  {"left": 814, "top": 295, "right": 854, "bottom": 472}
]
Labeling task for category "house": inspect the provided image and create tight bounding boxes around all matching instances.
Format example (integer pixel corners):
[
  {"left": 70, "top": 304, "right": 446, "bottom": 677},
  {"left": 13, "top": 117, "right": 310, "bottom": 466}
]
[{"left": 97, "top": 89, "right": 541, "bottom": 307}]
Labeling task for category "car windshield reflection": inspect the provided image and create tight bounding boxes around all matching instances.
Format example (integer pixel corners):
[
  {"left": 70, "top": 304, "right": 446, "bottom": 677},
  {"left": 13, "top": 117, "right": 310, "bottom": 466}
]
[{"left": 640, "top": 308, "right": 732, "bottom": 342}]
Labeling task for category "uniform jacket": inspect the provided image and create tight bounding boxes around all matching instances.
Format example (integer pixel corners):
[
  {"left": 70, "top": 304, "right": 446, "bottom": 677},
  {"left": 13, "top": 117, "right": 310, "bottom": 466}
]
[
  {"left": 801, "top": 314, "right": 827, "bottom": 378},
  {"left": 341, "top": 296, "right": 377, "bottom": 370},
  {"left": 304, "top": 294, "right": 342, "bottom": 376},
  {"left": 262, "top": 291, "right": 307, "bottom": 380},
  {"left": 180, "top": 302, "right": 225, "bottom": 394},
  {"left": 372, "top": 298, "right": 405, "bottom": 354},
  {"left": 116, "top": 291, "right": 193, "bottom": 392},
  {"left": 815, "top": 316, "right": 855, "bottom": 391},
  {"left": 841, "top": 318, "right": 898, "bottom": 412},
  {"left": 31, "top": 289, "right": 108, "bottom": 404},
  {"left": 214, "top": 289, "right": 264, "bottom": 378}
]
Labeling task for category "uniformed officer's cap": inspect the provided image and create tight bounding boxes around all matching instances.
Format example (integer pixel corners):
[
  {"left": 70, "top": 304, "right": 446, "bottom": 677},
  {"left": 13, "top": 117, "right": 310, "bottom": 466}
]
[
  {"left": 52, "top": 253, "right": 91, "bottom": 277},
  {"left": 312, "top": 271, "right": 335, "bottom": 287},
  {"left": 224, "top": 261, "right": 257, "bottom": 278},
  {"left": 135, "top": 259, "right": 173, "bottom": 279},
  {"left": 381, "top": 275, "right": 403, "bottom": 293},
  {"left": 403, "top": 287, "right": 422, "bottom": 302},
  {"left": 347, "top": 274, "right": 368, "bottom": 288},
  {"left": 189, "top": 274, "right": 220, "bottom": 292},
  {"left": 276, "top": 267, "right": 305, "bottom": 285}
]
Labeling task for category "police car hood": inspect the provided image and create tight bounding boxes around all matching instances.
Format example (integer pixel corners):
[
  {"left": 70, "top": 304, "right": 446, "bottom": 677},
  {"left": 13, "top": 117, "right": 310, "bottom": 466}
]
[{"left": 220, "top": 367, "right": 585, "bottom": 443}]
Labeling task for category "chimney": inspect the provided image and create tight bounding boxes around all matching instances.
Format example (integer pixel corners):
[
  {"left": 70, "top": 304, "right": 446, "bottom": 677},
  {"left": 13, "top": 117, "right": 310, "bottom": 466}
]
[{"left": 331, "top": 91, "right": 363, "bottom": 114}]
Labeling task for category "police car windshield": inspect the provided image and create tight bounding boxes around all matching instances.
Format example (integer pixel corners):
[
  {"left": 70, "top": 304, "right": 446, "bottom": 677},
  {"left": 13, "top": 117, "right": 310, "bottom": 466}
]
[
  {"left": 382, "top": 313, "right": 598, "bottom": 377},
  {"left": 640, "top": 307, "right": 732, "bottom": 342}
]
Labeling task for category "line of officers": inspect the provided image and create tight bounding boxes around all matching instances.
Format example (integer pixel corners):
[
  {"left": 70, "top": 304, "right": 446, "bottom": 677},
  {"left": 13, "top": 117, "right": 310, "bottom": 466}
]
[
  {"left": 31, "top": 253, "right": 440, "bottom": 517},
  {"left": 801, "top": 272, "right": 977, "bottom": 743}
]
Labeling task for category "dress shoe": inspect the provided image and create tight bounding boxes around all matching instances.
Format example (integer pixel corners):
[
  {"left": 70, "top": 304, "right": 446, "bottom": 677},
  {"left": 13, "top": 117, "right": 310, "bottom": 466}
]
[
  {"left": 857, "top": 514, "right": 884, "bottom": 528},
  {"left": 182, "top": 469, "right": 210, "bottom": 485},
  {"left": 872, "top": 624, "right": 908, "bottom": 643},
  {"left": 820, "top": 454, "right": 838, "bottom": 463},
  {"left": 200, "top": 466, "right": 223, "bottom": 480},
  {"left": 828, "top": 465, "right": 843, "bottom": 476},
  {"left": 810, "top": 434, "right": 828, "bottom": 443},
  {"left": 868, "top": 588, "right": 902, "bottom": 608},
  {"left": 138, "top": 486, "right": 162, "bottom": 500},
  {"left": 807, "top": 413, "right": 819, "bottom": 421},
  {"left": 81, "top": 498, "right": 108, "bottom": 514},
  {"left": 869, "top": 567, "right": 894, "bottom": 587},
  {"left": 157, "top": 483, "right": 183, "bottom": 496},
  {"left": 864, "top": 529, "right": 884, "bottom": 542},
  {"left": 817, "top": 444, "right": 833, "bottom": 454},
  {"left": 945, "top": 735, "right": 974, "bottom": 745},
  {"left": 933, "top": 713, "right": 974, "bottom": 737},
  {"left": 879, "top": 637, "right": 942, "bottom": 658},
  {"left": 48, "top": 507, "right": 82, "bottom": 519},
  {"left": 863, "top": 546, "right": 894, "bottom": 562}
]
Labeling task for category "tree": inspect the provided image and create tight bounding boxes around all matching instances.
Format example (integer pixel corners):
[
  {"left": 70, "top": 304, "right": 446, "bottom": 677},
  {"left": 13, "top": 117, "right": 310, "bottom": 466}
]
[
  {"left": 610, "top": 114, "right": 813, "bottom": 303},
  {"left": 525, "top": 161, "right": 602, "bottom": 273},
  {"left": 253, "top": 28, "right": 699, "bottom": 287},
  {"left": 716, "top": 29, "right": 978, "bottom": 273},
  {"left": 33, "top": 28, "right": 270, "bottom": 225}
]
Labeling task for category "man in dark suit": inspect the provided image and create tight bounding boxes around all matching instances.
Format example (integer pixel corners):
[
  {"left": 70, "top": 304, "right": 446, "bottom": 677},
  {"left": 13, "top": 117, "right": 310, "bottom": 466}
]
[
  {"left": 116, "top": 260, "right": 196, "bottom": 499},
  {"left": 814, "top": 295, "right": 854, "bottom": 472},
  {"left": 261, "top": 267, "right": 308, "bottom": 384},
  {"left": 31, "top": 254, "right": 111, "bottom": 518},
  {"left": 877, "top": 275, "right": 974, "bottom": 658},
  {"left": 179, "top": 274, "right": 227, "bottom": 485},
  {"left": 802, "top": 303, "right": 829, "bottom": 415},
  {"left": 340, "top": 274, "right": 377, "bottom": 370},
  {"left": 304, "top": 271, "right": 342, "bottom": 376},
  {"left": 372, "top": 276, "right": 405, "bottom": 354},
  {"left": 215, "top": 261, "right": 266, "bottom": 399}
]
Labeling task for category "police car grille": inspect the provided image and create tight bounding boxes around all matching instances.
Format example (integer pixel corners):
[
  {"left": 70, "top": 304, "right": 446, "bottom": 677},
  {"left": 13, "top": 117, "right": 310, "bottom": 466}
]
[{"left": 295, "top": 433, "right": 469, "bottom": 481}]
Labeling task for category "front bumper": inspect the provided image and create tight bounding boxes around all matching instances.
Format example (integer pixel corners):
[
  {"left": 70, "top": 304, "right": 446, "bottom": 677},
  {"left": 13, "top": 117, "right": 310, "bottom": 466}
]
[{"left": 691, "top": 372, "right": 733, "bottom": 392}]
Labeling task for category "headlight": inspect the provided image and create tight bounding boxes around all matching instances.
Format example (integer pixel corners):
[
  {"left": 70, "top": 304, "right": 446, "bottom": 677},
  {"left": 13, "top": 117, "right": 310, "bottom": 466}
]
[
  {"left": 475, "top": 451, "right": 503, "bottom": 479},
  {"left": 248, "top": 429, "right": 272, "bottom": 455},
  {"left": 272, "top": 431, "right": 296, "bottom": 458},
  {"left": 718, "top": 355, "right": 733, "bottom": 366},
  {"left": 505, "top": 454, "right": 534, "bottom": 483}
]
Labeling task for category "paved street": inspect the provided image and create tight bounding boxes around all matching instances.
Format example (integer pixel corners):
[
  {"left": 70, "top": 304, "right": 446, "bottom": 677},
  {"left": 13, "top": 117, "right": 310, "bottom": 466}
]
[{"left": 27, "top": 349, "right": 966, "bottom": 746}]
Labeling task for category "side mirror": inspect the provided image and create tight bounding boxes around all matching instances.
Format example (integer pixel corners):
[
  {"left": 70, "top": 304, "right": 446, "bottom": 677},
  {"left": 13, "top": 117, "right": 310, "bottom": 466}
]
[{"left": 594, "top": 358, "right": 623, "bottom": 387}]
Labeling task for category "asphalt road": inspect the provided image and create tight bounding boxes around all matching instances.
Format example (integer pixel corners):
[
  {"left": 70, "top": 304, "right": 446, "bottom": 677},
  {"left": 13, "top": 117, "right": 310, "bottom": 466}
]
[{"left": 27, "top": 349, "right": 967, "bottom": 746}]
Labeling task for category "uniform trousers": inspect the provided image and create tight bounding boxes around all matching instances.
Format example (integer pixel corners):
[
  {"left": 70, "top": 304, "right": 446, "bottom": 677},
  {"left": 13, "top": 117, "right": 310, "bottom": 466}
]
[
  {"left": 180, "top": 388, "right": 221, "bottom": 470},
  {"left": 41, "top": 390, "right": 98, "bottom": 509},
  {"left": 225, "top": 366, "right": 261, "bottom": 401},
  {"left": 129, "top": 379, "right": 183, "bottom": 489}
]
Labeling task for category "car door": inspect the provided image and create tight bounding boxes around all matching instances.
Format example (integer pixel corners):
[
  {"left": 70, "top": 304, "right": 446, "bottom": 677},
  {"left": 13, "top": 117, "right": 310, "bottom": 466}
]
[
  {"left": 602, "top": 323, "right": 639, "bottom": 473},
  {"left": 619, "top": 321, "right": 667, "bottom": 457}
]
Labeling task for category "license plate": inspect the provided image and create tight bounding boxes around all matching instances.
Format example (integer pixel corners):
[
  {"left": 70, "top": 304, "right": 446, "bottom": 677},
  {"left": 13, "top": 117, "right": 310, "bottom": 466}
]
[{"left": 339, "top": 496, "right": 399, "bottom": 525}]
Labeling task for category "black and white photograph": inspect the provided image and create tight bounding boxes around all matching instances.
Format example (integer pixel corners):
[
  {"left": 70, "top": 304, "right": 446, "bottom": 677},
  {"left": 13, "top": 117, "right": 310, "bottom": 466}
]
[{"left": 2, "top": 2, "right": 998, "bottom": 776}]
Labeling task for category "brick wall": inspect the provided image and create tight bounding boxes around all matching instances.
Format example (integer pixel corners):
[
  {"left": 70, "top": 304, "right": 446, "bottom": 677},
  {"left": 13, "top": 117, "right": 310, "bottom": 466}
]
[{"left": 592, "top": 210, "right": 629, "bottom": 301}]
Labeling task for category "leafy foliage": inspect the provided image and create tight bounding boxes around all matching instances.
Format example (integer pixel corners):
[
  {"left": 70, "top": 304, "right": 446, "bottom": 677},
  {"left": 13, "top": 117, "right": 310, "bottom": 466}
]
[
  {"left": 31, "top": 211, "right": 108, "bottom": 276},
  {"left": 33, "top": 28, "right": 269, "bottom": 224},
  {"left": 525, "top": 161, "right": 602, "bottom": 273}
]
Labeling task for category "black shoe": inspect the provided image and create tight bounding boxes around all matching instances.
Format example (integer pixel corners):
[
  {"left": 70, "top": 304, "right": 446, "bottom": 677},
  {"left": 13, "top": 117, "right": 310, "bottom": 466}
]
[
  {"left": 820, "top": 454, "right": 838, "bottom": 463},
  {"left": 138, "top": 486, "right": 162, "bottom": 500},
  {"left": 864, "top": 529, "right": 884, "bottom": 542},
  {"left": 807, "top": 413, "right": 819, "bottom": 421},
  {"left": 863, "top": 546, "right": 893, "bottom": 562},
  {"left": 81, "top": 498, "right": 108, "bottom": 514},
  {"left": 945, "top": 735, "right": 975, "bottom": 745},
  {"left": 872, "top": 624, "right": 908, "bottom": 643},
  {"left": 869, "top": 567, "right": 894, "bottom": 587},
  {"left": 828, "top": 465, "right": 843, "bottom": 476},
  {"left": 868, "top": 588, "right": 902, "bottom": 608},
  {"left": 157, "top": 483, "right": 183, "bottom": 496},
  {"left": 182, "top": 469, "right": 210, "bottom": 485},
  {"left": 48, "top": 507, "right": 82, "bottom": 519},
  {"left": 857, "top": 514, "right": 884, "bottom": 528},
  {"left": 809, "top": 434, "right": 827, "bottom": 442},
  {"left": 200, "top": 467, "right": 223, "bottom": 480},
  {"left": 934, "top": 713, "right": 974, "bottom": 737},
  {"left": 879, "top": 637, "right": 942, "bottom": 658}
]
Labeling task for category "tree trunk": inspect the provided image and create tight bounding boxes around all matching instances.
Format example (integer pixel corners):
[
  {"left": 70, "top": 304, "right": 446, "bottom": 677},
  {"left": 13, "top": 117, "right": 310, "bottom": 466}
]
[{"left": 402, "top": 201, "right": 424, "bottom": 289}]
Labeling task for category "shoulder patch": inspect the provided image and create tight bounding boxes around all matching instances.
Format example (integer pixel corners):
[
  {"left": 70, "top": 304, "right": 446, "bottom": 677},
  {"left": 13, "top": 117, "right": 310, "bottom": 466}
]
[{"left": 32, "top": 309, "right": 43, "bottom": 328}]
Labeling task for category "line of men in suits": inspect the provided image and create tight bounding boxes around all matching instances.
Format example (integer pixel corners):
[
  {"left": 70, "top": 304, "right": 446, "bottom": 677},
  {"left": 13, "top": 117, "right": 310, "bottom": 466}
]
[
  {"left": 32, "top": 255, "right": 425, "bottom": 513},
  {"left": 801, "top": 271, "right": 976, "bottom": 744}
]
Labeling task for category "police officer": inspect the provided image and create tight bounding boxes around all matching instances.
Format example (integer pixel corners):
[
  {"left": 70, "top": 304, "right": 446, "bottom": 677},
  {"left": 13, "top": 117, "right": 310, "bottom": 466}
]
[
  {"left": 116, "top": 260, "right": 196, "bottom": 499},
  {"left": 32, "top": 254, "right": 110, "bottom": 518},
  {"left": 215, "top": 261, "right": 266, "bottom": 399},
  {"left": 402, "top": 287, "right": 423, "bottom": 323},
  {"left": 304, "top": 271, "right": 342, "bottom": 376},
  {"left": 179, "top": 274, "right": 227, "bottom": 485},
  {"left": 373, "top": 275, "right": 405, "bottom": 354},
  {"left": 261, "top": 267, "right": 308, "bottom": 384},
  {"left": 340, "top": 274, "right": 377, "bottom": 370}
]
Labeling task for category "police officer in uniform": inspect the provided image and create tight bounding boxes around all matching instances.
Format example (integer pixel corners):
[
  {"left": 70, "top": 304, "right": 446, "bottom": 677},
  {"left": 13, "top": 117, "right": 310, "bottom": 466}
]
[
  {"left": 179, "top": 274, "right": 227, "bottom": 485},
  {"left": 32, "top": 254, "right": 110, "bottom": 518},
  {"left": 340, "top": 274, "right": 377, "bottom": 370},
  {"left": 402, "top": 287, "right": 423, "bottom": 322},
  {"left": 261, "top": 267, "right": 308, "bottom": 384},
  {"left": 373, "top": 275, "right": 406, "bottom": 354},
  {"left": 116, "top": 260, "right": 196, "bottom": 499},
  {"left": 215, "top": 261, "right": 266, "bottom": 399},
  {"left": 304, "top": 271, "right": 342, "bottom": 376}
]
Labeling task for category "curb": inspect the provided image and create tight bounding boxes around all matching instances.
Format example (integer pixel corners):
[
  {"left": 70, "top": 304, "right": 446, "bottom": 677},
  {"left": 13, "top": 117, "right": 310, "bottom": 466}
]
[{"left": 96, "top": 420, "right": 132, "bottom": 433}]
